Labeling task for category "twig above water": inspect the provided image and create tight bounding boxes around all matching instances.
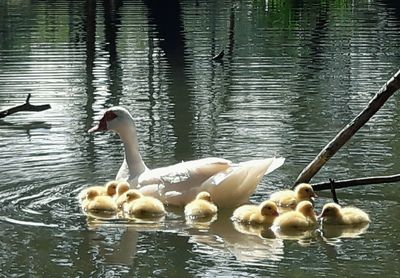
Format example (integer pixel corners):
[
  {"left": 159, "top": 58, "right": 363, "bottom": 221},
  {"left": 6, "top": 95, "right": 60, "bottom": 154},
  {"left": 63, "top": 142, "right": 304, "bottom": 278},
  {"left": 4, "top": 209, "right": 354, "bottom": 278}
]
[
  {"left": 329, "top": 179, "right": 339, "bottom": 204},
  {"left": 0, "top": 94, "right": 51, "bottom": 118},
  {"left": 293, "top": 69, "right": 400, "bottom": 187},
  {"left": 312, "top": 174, "right": 400, "bottom": 191}
]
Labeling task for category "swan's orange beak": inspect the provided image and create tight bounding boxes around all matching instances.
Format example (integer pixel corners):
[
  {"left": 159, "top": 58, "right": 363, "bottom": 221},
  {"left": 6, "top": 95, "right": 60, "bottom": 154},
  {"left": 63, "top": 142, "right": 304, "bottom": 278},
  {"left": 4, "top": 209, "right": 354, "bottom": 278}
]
[
  {"left": 88, "top": 110, "right": 117, "bottom": 133},
  {"left": 88, "top": 119, "right": 107, "bottom": 133}
]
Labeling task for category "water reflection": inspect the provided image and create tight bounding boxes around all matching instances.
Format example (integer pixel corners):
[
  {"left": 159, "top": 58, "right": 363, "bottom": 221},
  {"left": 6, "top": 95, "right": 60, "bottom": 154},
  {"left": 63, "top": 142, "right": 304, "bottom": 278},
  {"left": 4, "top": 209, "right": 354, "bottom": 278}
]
[
  {"left": 146, "top": 0, "right": 194, "bottom": 160},
  {"left": 1, "top": 0, "right": 400, "bottom": 276},
  {"left": 321, "top": 223, "right": 370, "bottom": 240},
  {"left": 83, "top": 208, "right": 287, "bottom": 265},
  {"left": 0, "top": 120, "right": 51, "bottom": 139}
]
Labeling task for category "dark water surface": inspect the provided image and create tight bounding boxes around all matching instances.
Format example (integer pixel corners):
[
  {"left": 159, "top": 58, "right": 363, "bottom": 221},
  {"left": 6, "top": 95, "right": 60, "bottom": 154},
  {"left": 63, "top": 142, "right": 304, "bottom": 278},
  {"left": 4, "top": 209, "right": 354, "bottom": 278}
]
[{"left": 1, "top": 0, "right": 400, "bottom": 276}]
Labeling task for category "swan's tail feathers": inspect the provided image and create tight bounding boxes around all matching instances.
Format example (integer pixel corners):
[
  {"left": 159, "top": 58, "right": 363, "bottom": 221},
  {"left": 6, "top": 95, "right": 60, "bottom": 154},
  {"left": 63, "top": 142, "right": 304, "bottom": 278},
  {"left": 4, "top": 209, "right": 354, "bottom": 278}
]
[
  {"left": 264, "top": 157, "right": 285, "bottom": 175},
  {"left": 201, "top": 157, "right": 285, "bottom": 208}
]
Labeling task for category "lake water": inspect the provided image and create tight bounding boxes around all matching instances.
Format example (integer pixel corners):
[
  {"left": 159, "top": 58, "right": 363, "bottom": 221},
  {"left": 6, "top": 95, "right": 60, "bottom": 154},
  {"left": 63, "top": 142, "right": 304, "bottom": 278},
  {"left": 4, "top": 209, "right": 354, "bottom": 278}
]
[{"left": 1, "top": 0, "right": 400, "bottom": 276}]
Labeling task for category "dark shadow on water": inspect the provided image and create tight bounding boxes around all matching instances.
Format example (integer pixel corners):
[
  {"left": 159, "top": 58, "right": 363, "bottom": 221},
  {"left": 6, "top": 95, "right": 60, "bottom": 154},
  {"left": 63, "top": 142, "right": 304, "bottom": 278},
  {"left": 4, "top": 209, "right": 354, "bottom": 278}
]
[
  {"left": 103, "top": 0, "right": 123, "bottom": 107},
  {"left": 0, "top": 120, "right": 52, "bottom": 139},
  {"left": 82, "top": 0, "right": 98, "bottom": 185},
  {"left": 145, "top": 0, "right": 194, "bottom": 161}
]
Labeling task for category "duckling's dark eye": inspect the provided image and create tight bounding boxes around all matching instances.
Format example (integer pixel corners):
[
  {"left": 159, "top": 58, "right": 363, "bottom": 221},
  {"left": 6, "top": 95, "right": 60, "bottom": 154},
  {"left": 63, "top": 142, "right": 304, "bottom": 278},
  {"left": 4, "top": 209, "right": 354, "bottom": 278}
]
[{"left": 305, "top": 189, "right": 310, "bottom": 192}]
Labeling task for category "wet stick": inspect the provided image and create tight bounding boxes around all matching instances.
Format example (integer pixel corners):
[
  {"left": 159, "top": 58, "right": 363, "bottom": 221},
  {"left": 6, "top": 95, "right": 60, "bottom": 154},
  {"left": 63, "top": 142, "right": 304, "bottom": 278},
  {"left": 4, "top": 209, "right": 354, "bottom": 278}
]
[
  {"left": 293, "top": 69, "right": 400, "bottom": 187},
  {"left": 311, "top": 174, "right": 400, "bottom": 191},
  {"left": 0, "top": 94, "right": 51, "bottom": 118},
  {"left": 329, "top": 179, "right": 339, "bottom": 204}
]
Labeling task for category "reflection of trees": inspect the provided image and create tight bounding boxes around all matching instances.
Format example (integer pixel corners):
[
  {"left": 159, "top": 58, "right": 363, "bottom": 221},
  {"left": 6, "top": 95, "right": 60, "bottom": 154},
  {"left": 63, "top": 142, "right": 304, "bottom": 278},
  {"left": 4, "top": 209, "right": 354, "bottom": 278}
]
[
  {"left": 103, "top": 0, "right": 123, "bottom": 107},
  {"left": 145, "top": 0, "right": 194, "bottom": 161}
]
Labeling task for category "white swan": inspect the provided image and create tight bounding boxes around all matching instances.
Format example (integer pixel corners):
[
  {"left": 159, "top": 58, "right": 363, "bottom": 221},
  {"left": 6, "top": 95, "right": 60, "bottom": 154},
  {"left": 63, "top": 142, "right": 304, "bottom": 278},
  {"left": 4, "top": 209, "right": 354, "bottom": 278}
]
[{"left": 89, "top": 106, "right": 285, "bottom": 207}]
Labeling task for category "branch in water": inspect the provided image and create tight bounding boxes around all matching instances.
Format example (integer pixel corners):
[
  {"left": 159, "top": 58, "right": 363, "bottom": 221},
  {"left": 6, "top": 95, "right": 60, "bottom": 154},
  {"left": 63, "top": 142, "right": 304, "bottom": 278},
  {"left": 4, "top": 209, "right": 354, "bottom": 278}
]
[
  {"left": 293, "top": 69, "right": 400, "bottom": 187},
  {"left": 0, "top": 94, "right": 51, "bottom": 118},
  {"left": 312, "top": 174, "right": 400, "bottom": 191},
  {"left": 329, "top": 178, "right": 339, "bottom": 204}
]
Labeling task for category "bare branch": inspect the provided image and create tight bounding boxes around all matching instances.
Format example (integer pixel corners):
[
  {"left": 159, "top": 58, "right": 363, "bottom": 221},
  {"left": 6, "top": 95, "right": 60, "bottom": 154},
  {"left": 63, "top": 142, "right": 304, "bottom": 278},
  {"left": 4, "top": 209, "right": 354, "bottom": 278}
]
[
  {"left": 312, "top": 174, "right": 400, "bottom": 191},
  {"left": 0, "top": 94, "right": 51, "bottom": 118},
  {"left": 328, "top": 179, "right": 339, "bottom": 204},
  {"left": 293, "top": 69, "right": 400, "bottom": 187}
]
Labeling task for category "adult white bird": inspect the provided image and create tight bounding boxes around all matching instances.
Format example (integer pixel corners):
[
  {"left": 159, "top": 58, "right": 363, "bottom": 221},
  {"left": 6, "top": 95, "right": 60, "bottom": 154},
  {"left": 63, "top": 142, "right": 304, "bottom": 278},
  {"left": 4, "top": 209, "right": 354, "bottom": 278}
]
[{"left": 89, "top": 106, "right": 285, "bottom": 207}]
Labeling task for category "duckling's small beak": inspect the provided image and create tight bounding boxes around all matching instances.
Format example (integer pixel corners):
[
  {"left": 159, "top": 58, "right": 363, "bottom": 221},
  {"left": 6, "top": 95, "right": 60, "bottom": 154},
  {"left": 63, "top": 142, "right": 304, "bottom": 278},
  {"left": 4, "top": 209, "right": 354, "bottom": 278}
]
[{"left": 273, "top": 211, "right": 279, "bottom": 217}]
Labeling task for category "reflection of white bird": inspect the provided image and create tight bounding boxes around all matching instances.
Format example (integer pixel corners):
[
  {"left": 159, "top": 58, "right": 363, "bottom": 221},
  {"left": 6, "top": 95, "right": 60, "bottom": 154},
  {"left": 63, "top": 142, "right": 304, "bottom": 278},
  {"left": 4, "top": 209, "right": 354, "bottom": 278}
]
[
  {"left": 318, "top": 203, "right": 370, "bottom": 225},
  {"left": 89, "top": 106, "right": 285, "bottom": 207}
]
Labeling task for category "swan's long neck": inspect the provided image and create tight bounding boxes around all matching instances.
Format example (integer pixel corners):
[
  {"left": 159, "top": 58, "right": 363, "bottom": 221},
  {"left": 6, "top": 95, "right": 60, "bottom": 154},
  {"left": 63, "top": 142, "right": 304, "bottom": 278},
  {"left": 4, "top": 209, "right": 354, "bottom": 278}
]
[{"left": 117, "top": 124, "right": 148, "bottom": 181}]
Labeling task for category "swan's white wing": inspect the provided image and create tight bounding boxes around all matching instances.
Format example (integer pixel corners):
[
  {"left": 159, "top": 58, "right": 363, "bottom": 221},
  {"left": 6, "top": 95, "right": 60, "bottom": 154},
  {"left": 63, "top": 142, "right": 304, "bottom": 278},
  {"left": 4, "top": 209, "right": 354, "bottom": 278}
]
[
  {"left": 138, "top": 157, "right": 284, "bottom": 207},
  {"left": 138, "top": 157, "right": 232, "bottom": 186},
  {"left": 201, "top": 157, "right": 285, "bottom": 207},
  {"left": 137, "top": 158, "right": 232, "bottom": 206}
]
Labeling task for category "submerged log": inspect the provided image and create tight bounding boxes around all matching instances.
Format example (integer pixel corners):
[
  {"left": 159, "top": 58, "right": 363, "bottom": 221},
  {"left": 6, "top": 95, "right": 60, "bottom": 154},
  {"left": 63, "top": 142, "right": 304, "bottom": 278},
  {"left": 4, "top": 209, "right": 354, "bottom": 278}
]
[
  {"left": 312, "top": 174, "right": 400, "bottom": 191},
  {"left": 0, "top": 94, "right": 51, "bottom": 118},
  {"left": 293, "top": 69, "right": 400, "bottom": 187}
]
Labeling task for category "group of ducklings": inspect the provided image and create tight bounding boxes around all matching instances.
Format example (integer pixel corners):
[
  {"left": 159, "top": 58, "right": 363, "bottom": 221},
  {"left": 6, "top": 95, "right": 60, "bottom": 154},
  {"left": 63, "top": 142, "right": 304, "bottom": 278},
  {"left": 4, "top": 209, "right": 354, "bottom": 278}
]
[
  {"left": 78, "top": 181, "right": 370, "bottom": 232},
  {"left": 79, "top": 181, "right": 166, "bottom": 219},
  {"left": 232, "top": 183, "right": 370, "bottom": 233}
]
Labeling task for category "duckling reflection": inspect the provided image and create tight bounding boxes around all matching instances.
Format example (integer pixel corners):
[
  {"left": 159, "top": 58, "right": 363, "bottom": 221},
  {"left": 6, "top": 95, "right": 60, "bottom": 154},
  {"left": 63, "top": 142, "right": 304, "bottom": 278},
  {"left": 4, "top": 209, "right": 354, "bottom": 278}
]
[
  {"left": 185, "top": 214, "right": 218, "bottom": 230},
  {"left": 233, "top": 221, "right": 276, "bottom": 239},
  {"left": 185, "top": 209, "right": 284, "bottom": 263},
  {"left": 273, "top": 228, "right": 319, "bottom": 246},
  {"left": 318, "top": 203, "right": 370, "bottom": 226},
  {"left": 321, "top": 222, "right": 370, "bottom": 239}
]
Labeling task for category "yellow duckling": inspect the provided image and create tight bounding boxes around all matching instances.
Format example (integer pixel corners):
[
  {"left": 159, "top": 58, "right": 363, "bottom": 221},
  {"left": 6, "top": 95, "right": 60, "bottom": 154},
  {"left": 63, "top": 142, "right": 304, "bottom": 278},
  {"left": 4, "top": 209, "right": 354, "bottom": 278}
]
[
  {"left": 114, "top": 181, "right": 131, "bottom": 208},
  {"left": 81, "top": 189, "right": 118, "bottom": 213},
  {"left": 270, "top": 183, "right": 317, "bottom": 211},
  {"left": 78, "top": 180, "right": 118, "bottom": 203},
  {"left": 124, "top": 189, "right": 166, "bottom": 218},
  {"left": 318, "top": 203, "right": 370, "bottom": 225},
  {"left": 272, "top": 201, "right": 317, "bottom": 231},
  {"left": 232, "top": 200, "right": 279, "bottom": 226},
  {"left": 184, "top": 192, "right": 218, "bottom": 218}
]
